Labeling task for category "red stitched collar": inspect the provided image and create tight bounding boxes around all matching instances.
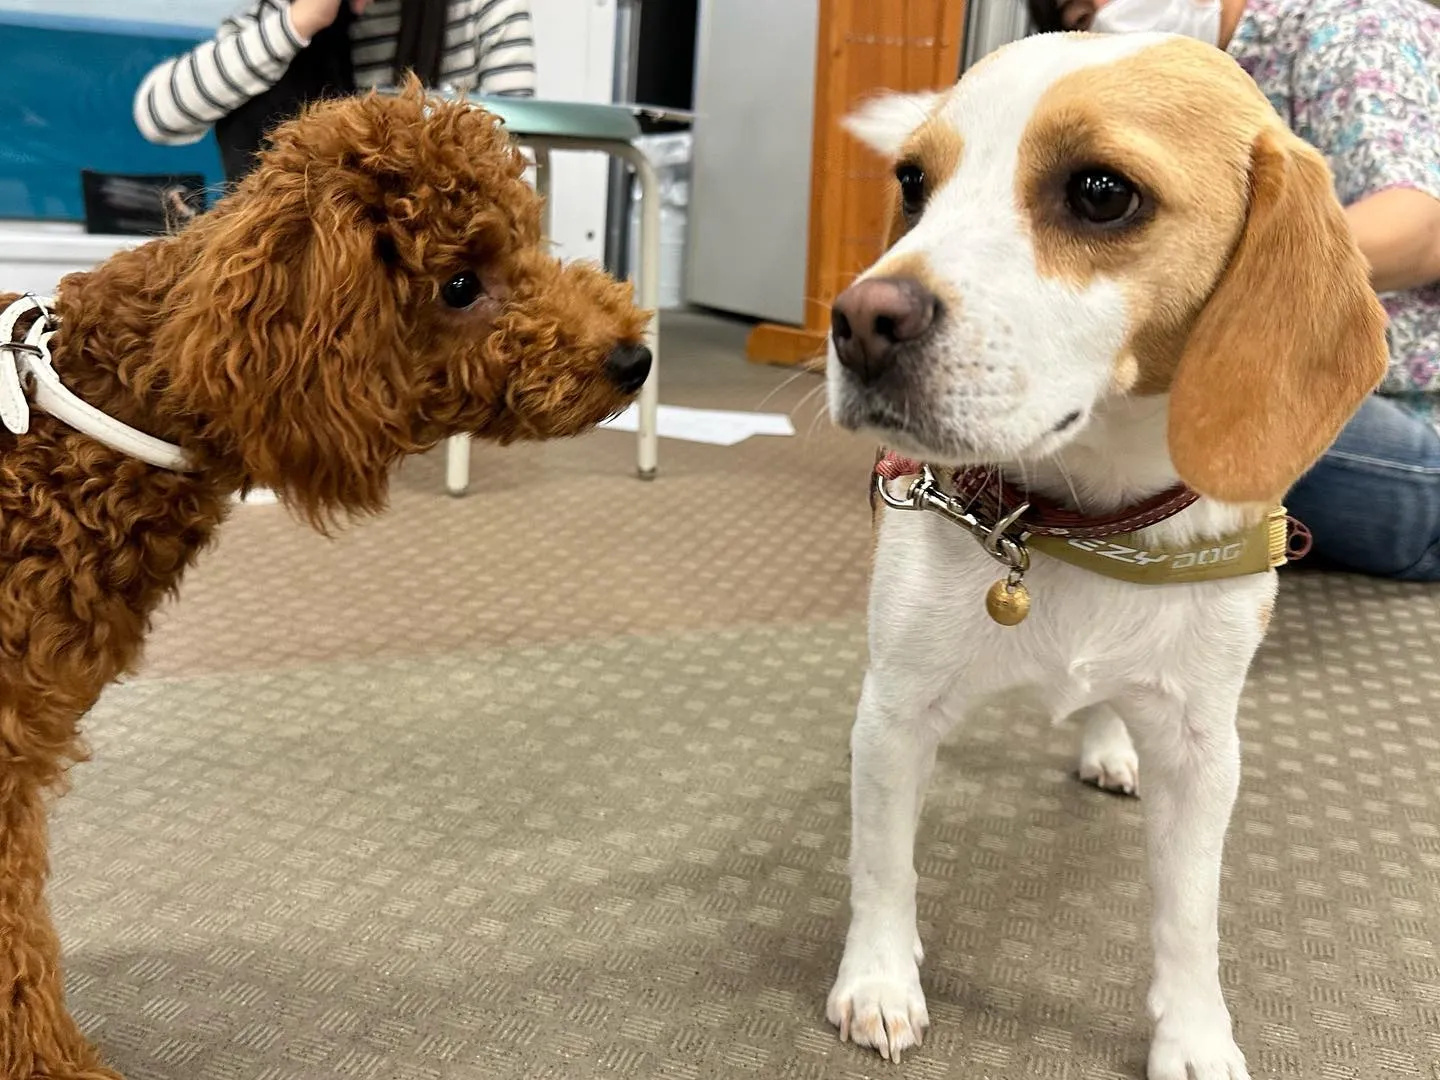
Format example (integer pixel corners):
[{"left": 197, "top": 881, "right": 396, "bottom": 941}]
[{"left": 875, "top": 451, "right": 1198, "bottom": 540}]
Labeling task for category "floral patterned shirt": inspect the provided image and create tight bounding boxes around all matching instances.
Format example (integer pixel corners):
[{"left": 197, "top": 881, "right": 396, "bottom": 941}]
[{"left": 1228, "top": 0, "right": 1440, "bottom": 404}]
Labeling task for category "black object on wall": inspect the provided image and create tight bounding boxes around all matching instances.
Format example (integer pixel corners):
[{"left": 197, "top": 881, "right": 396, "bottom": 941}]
[
  {"left": 633, "top": 0, "right": 698, "bottom": 132},
  {"left": 80, "top": 171, "right": 207, "bottom": 235},
  {"left": 602, "top": 0, "right": 699, "bottom": 279}
]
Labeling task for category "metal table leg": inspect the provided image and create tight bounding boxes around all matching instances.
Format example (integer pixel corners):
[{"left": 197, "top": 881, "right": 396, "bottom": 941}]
[
  {"left": 610, "top": 142, "right": 660, "bottom": 480},
  {"left": 443, "top": 134, "right": 661, "bottom": 493},
  {"left": 507, "top": 135, "right": 661, "bottom": 481},
  {"left": 443, "top": 146, "right": 555, "bottom": 497},
  {"left": 444, "top": 435, "right": 470, "bottom": 497}
]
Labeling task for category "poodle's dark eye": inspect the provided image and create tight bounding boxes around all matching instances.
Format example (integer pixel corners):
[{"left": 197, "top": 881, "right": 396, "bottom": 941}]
[
  {"left": 895, "top": 163, "right": 926, "bottom": 220},
  {"left": 1065, "top": 168, "right": 1141, "bottom": 225},
  {"left": 442, "top": 270, "right": 485, "bottom": 309}
]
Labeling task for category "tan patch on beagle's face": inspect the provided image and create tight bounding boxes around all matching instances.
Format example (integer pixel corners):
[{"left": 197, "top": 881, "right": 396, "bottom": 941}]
[
  {"left": 828, "top": 32, "right": 1386, "bottom": 504},
  {"left": 889, "top": 117, "right": 964, "bottom": 246},
  {"left": 1014, "top": 39, "right": 1271, "bottom": 393}
]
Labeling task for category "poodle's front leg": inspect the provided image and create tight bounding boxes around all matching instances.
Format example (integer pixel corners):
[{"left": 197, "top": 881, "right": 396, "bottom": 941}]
[
  {"left": 1121, "top": 684, "right": 1249, "bottom": 1080},
  {"left": 0, "top": 757, "right": 118, "bottom": 1079},
  {"left": 827, "top": 669, "right": 946, "bottom": 1062}
]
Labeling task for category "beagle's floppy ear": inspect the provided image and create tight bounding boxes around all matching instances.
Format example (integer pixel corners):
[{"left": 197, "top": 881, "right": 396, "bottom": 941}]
[
  {"left": 1168, "top": 128, "right": 1389, "bottom": 505},
  {"left": 842, "top": 90, "right": 942, "bottom": 160}
]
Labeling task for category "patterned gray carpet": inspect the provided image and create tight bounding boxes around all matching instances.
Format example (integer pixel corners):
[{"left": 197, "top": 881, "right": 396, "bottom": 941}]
[{"left": 52, "top": 314, "right": 1440, "bottom": 1079}]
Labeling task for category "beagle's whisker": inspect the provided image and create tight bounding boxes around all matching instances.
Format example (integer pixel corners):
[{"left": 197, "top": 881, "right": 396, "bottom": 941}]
[
  {"left": 804, "top": 391, "right": 834, "bottom": 440},
  {"left": 1051, "top": 455, "right": 1084, "bottom": 513},
  {"left": 788, "top": 385, "right": 826, "bottom": 426},
  {"left": 756, "top": 366, "right": 822, "bottom": 412}
]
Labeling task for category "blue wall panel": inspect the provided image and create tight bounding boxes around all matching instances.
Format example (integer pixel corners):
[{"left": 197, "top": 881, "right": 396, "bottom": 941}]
[{"left": 0, "top": 12, "right": 225, "bottom": 221}]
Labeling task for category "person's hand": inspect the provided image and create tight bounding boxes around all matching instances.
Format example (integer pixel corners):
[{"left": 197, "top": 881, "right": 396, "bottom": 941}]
[
  {"left": 1346, "top": 187, "right": 1440, "bottom": 294},
  {"left": 289, "top": 0, "right": 370, "bottom": 39}
]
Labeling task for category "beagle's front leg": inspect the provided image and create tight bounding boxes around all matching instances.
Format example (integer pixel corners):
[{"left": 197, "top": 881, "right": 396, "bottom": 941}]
[
  {"left": 1121, "top": 684, "right": 1250, "bottom": 1080},
  {"left": 826, "top": 669, "right": 944, "bottom": 1062}
]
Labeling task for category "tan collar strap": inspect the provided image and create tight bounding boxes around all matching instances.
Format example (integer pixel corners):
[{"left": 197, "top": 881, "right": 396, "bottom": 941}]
[
  {"left": 874, "top": 450, "right": 1312, "bottom": 588},
  {"left": 1026, "top": 509, "right": 1293, "bottom": 584}
]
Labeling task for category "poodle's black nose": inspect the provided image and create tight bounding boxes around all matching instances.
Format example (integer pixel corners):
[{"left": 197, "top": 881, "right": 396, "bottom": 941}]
[{"left": 605, "top": 343, "right": 653, "bottom": 394}]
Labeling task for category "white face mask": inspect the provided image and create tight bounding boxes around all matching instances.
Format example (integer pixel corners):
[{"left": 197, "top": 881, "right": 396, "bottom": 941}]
[{"left": 1089, "top": 0, "right": 1223, "bottom": 45}]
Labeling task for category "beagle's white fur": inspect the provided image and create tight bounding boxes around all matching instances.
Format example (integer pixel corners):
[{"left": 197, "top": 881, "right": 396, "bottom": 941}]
[{"left": 824, "top": 32, "right": 1388, "bottom": 1079}]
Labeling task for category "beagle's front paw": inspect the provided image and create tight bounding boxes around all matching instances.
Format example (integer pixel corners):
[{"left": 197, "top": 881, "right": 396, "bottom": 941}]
[
  {"left": 826, "top": 934, "right": 929, "bottom": 1063},
  {"left": 1148, "top": 1011, "right": 1249, "bottom": 1080},
  {"left": 1078, "top": 707, "right": 1140, "bottom": 796}
]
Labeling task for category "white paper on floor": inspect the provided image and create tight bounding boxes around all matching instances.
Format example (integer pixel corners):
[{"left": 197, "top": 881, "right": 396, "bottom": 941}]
[{"left": 599, "top": 404, "right": 796, "bottom": 447}]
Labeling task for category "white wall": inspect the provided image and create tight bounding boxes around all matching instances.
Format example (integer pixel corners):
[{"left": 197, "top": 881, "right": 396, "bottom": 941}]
[
  {"left": 686, "top": 0, "right": 819, "bottom": 324},
  {"left": 0, "top": 223, "right": 143, "bottom": 296},
  {"left": 528, "top": 0, "right": 617, "bottom": 266}
]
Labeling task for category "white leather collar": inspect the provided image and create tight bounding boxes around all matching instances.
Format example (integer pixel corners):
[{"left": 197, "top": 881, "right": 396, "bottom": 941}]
[{"left": 0, "top": 295, "right": 192, "bottom": 472}]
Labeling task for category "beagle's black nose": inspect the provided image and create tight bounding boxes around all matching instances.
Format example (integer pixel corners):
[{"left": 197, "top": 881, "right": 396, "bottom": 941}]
[
  {"left": 830, "top": 277, "right": 938, "bottom": 383},
  {"left": 604, "top": 343, "right": 653, "bottom": 394}
]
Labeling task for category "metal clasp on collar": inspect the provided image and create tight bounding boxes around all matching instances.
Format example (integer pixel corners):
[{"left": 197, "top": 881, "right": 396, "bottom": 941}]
[
  {"left": 874, "top": 463, "right": 1035, "bottom": 626},
  {"left": 873, "top": 464, "right": 1031, "bottom": 574}
]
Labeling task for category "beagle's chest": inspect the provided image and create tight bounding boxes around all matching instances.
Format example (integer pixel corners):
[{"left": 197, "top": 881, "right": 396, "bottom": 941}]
[{"left": 870, "top": 510, "right": 1277, "bottom": 714}]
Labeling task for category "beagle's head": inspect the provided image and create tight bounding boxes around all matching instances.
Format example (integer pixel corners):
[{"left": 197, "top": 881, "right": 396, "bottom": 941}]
[{"left": 828, "top": 32, "right": 1388, "bottom": 505}]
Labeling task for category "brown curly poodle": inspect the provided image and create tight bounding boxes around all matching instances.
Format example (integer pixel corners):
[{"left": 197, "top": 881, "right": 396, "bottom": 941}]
[{"left": 0, "top": 84, "right": 650, "bottom": 1079}]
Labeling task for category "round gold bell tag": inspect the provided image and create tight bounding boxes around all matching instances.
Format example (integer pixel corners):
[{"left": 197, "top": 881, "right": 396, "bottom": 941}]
[{"left": 985, "top": 577, "right": 1031, "bottom": 626}]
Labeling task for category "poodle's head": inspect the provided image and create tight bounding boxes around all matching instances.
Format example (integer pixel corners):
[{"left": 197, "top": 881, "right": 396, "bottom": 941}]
[{"left": 155, "top": 81, "right": 651, "bottom": 527}]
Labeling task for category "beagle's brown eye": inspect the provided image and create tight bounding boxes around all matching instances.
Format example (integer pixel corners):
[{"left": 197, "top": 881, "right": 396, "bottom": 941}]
[
  {"left": 442, "top": 270, "right": 484, "bottom": 309},
  {"left": 1065, "top": 168, "right": 1140, "bottom": 225},
  {"left": 895, "top": 163, "right": 926, "bottom": 220}
]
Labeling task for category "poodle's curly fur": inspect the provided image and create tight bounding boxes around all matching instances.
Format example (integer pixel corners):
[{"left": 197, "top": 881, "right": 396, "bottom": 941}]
[{"left": 0, "top": 83, "right": 649, "bottom": 1078}]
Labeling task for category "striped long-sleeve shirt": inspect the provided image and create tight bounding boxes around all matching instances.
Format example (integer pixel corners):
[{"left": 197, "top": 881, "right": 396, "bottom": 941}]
[{"left": 134, "top": 0, "right": 535, "bottom": 147}]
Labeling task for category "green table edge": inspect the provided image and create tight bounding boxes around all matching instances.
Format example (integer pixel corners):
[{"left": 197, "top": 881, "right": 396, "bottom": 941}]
[{"left": 469, "top": 97, "right": 644, "bottom": 141}]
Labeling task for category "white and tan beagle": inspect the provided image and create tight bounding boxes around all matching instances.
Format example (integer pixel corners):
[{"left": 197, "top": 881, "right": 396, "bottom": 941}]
[{"left": 824, "top": 31, "right": 1388, "bottom": 1079}]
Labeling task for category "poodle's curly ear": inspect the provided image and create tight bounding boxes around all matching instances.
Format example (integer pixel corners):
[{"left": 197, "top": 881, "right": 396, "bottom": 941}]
[{"left": 157, "top": 176, "right": 416, "bottom": 530}]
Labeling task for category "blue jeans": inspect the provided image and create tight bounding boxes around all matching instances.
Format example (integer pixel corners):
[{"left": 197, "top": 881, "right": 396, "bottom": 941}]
[{"left": 1285, "top": 395, "right": 1440, "bottom": 581}]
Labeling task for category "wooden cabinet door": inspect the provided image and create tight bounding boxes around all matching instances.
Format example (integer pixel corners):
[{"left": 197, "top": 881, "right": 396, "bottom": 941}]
[{"left": 746, "top": 0, "right": 966, "bottom": 367}]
